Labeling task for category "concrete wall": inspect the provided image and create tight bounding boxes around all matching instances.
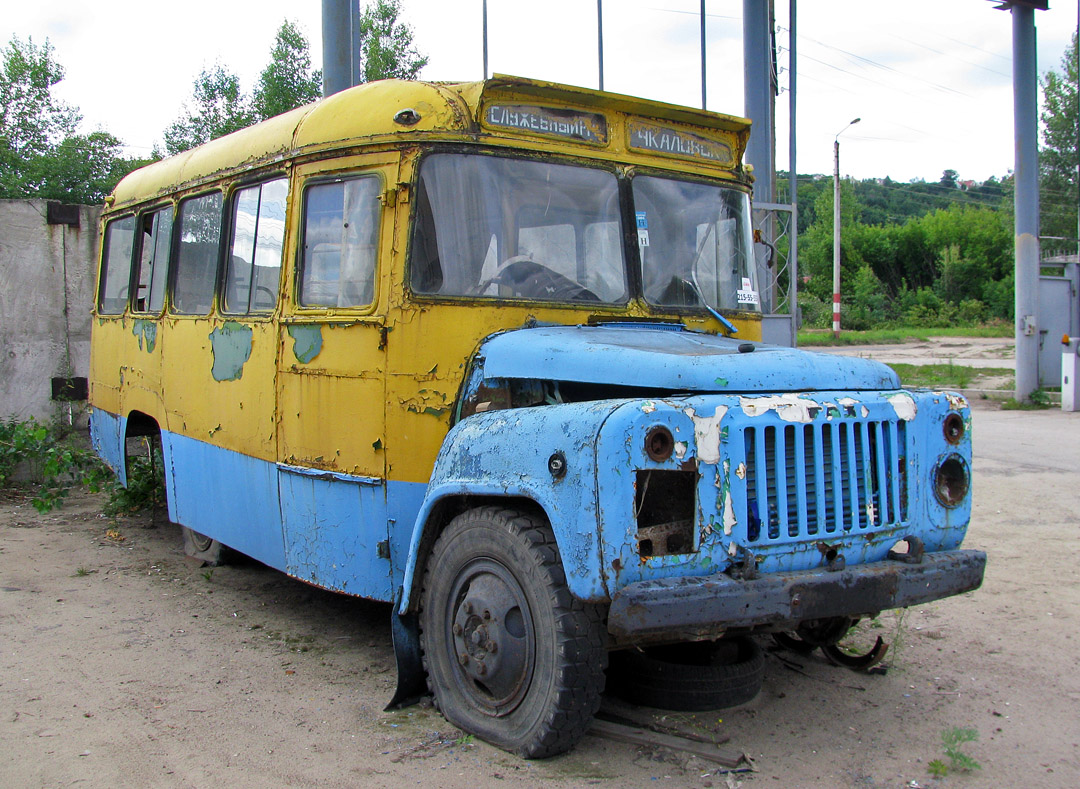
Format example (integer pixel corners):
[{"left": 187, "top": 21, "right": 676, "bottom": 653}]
[{"left": 0, "top": 200, "right": 101, "bottom": 427}]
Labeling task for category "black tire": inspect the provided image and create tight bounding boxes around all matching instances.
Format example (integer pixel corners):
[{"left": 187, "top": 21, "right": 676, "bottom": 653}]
[
  {"left": 418, "top": 506, "right": 607, "bottom": 758},
  {"left": 607, "top": 637, "right": 764, "bottom": 712},
  {"left": 181, "top": 525, "right": 226, "bottom": 566}
]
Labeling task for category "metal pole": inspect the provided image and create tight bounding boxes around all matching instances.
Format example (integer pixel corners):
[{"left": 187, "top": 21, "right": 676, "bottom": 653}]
[
  {"left": 701, "top": 0, "right": 707, "bottom": 110},
  {"left": 788, "top": 0, "right": 798, "bottom": 346},
  {"left": 483, "top": 0, "right": 489, "bottom": 79},
  {"left": 1012, "top": 5, "right": 1040, "bottom": 400},
  {"left": 322, "top": 0, "right": 355, "bottom": 97},
  {"left": 832, "top": 138, "right": 842, "bottom": 338},
  {"left": 598, "top": 0, "right": 605, "bottom": 91}
]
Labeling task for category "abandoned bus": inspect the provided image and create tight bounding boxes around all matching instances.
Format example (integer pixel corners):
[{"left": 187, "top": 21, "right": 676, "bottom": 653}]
[{"left": 89, "top": 76, "right": 985, "bottom": 757}]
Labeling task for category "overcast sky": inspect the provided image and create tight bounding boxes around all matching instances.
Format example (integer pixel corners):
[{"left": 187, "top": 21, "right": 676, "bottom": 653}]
[{"left": 2, "top": 1, "right": 1076, "bottom": 183}]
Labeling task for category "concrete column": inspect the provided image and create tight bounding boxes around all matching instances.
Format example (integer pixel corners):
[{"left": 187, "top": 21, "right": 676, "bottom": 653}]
[
  {"left": 1012, "top": 5, "right": 1040, "bottom": 400},
  {"left": 743, "top": 0, "right": 775, "bottom": 312}
]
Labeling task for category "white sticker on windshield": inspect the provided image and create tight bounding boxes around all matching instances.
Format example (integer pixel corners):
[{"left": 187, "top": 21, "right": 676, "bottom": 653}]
[
  {"left": 737, "top": 289, "right": 760, "bottom": 306},
  {"left": 741, "top": 277, "right": 753, "bottom": 291},
  {"left": 636, "top": 212, "right": 650, "bottom": 247}
]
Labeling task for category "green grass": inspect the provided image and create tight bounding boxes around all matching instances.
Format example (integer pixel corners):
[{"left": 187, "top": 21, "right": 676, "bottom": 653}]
[
  {"left": 886, "top": 362, "right": 1013, "bottom": 389},
  {"left": 798, "top": 324, "right": 1013, "bottom": 347}
]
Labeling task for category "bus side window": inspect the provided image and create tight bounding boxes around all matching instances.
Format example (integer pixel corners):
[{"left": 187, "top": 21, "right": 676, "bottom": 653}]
[
  {"left": 224, "top": 177, "right": 288, "bottom": 314},
  {"left": 299, "top": 176, "right": 380, "bottom": 309},
  {"left": 172, "top": 192, "right": 223, "bottom": 315},
  {"left": 98, "top": 216, "right": 136, "bottom": 315},
  {"left": 133, "top": 207, "right": 173, "bottom": 314}
]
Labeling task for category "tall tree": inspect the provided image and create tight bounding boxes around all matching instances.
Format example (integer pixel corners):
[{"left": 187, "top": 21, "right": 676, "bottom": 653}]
[
  {"left": 0, "top": 36, "right": 80, "bottom": 197},
  {"left": 1040, "top": 31, "right": 1078, "bottom": 242},
  {"left": 32, "top": 132, "right": 146, "bottom": 204},
  {"left": 162, "top": 65, "right": 256, "bottom": 155},
  {"left": 252, "top": 20, "right": 322, "bottom": 121},
  {"left": 359, "top": 0, "right": 429, "bottom": 82}
]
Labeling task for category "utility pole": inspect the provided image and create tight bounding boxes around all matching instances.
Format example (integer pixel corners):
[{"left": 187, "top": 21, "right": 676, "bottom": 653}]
[
  {"left": 832, "top": 118, "right": 860, "bottom": 339},
  {"left": 321, "top": 0, "right": 360, "bottom": 97}
]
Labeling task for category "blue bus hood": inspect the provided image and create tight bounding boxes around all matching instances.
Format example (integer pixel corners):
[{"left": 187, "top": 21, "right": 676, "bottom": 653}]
[{"left": 476, "top": 324, "right": 899, "bottom": 392}]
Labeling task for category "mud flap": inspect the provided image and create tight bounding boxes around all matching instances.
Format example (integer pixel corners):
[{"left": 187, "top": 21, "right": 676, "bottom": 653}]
[{"left": 385, "top": 589, "right": 427, "bottom": 710}]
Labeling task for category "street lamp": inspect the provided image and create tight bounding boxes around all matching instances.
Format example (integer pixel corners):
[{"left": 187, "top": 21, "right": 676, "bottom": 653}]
[{"left": 833, "top": 117, "right": 861, "bottom": 338}]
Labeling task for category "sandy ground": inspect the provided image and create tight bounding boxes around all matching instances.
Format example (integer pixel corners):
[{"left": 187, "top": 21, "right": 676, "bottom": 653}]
[
  {"left": 3, "top": 400, "right": 1079, "bottom": 787},
  {"left": 812, "top": 337, "right": 1016, "bottom": 371}
]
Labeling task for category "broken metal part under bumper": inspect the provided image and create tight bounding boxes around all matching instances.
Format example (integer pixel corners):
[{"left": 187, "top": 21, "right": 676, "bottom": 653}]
[{"left": 606, "top": 549, "right": 987, "bottom": 646}]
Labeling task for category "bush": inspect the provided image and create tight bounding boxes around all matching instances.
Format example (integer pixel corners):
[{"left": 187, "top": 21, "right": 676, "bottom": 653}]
[
  {"left": 797, "top": 291, "right": 832, "bottom": 329},
  {"left": 0, "top": 418, "right": 109, "bottom": 512}
]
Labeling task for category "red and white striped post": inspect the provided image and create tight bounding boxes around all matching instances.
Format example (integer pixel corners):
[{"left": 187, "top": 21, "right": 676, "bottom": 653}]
[{"left": 833, "top": 118, "right": 860, "bottom": 339}]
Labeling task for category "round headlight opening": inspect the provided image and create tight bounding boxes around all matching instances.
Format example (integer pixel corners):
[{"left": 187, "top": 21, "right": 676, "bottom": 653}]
[
  {"left": 644, "top": 426, "right": 675, "bottom": 461},
  {"left": 934, "top": 455, "right": 969, "bottom": 508},
  {"left": 943, "top": 412, "right": 965, "bottom": 445}
]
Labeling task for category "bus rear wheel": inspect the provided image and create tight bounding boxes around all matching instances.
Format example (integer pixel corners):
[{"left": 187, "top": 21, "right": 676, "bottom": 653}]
[
  {"left": 418, "top": 506, "right": 606, "bottom": 758},
  {"left": 181, "top": 526, "right": 226, "bottom": 566}
]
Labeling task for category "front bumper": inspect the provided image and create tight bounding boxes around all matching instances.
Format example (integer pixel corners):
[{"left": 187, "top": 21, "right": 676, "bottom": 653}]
[{"left": 606, "top": 549, "right": 986, "bottom": 646}]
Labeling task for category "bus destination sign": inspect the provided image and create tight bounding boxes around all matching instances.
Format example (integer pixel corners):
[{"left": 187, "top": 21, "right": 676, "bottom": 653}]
[
  {"left": 485, "top": 105, "right": 608, "bottom": 144},
  {"left": 628, "top": 119, "right": 733, "bottom": 165}
]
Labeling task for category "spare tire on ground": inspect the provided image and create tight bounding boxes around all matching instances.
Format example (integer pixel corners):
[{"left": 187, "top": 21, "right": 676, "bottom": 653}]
[{"left": 606, "top": 637, "right": 764, "bottom": 711}]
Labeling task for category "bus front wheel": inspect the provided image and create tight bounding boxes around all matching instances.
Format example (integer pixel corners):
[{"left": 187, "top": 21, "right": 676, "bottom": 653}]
[
  {"left": 418, "top": 506, "right": 606, "bottom": 758},
  {"left": 181, "top": 526, "right": 226, "bottom": 566}
]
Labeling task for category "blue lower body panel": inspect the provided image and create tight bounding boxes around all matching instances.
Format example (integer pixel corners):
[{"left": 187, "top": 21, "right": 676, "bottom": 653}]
[
  {"left": 162, "top": 432, "right": 287, "bottom": 569},
  {"left": 91, "top": 408, "right": 427, "bottom": 602}
]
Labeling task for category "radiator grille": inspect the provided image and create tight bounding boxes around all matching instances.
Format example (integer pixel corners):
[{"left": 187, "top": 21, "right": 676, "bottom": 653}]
[{"left": 741, "top": 419, "right": 907, "bottom": 543}]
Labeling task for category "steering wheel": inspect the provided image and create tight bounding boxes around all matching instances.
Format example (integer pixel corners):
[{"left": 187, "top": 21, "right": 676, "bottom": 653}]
[{"left": 481, "top": 255, "right": 600, "bottom": 302}]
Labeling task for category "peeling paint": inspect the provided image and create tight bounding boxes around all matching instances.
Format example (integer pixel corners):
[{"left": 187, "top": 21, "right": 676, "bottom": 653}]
[
  {"left": 945, "top": 393, "right": 969, "bottom": 412},
  {"left": 888, "top": 392, "right": 918, "bottom": 421},
  {"left": 739, "top": 394, "right": 819, "bottom": 423},
  {"left": 209, "top": 322, "right": 253, "bottom": 382},
  {"left": 735, "top": 462, "right": 746, "bottom": 480},
  {"left": 723, "top": 488, "right": 736, "bottom": 535},
  {"left": 641, "top": 400, "right": 657, "bottom": 414},
  {"left": 401, "top": 388, "right": 451, "bottom": 417},
  {"left": 287, "top": 324, "right": 323, "bottom": 364},
  {"left": 673, "top": 441, "right": 688, "bottom": 460},
  {"left": 684, "top": 406, "right": 729, "bottom": 465},
  {"left": 132, "top": 320, "right": 157, "bottom": 352}
]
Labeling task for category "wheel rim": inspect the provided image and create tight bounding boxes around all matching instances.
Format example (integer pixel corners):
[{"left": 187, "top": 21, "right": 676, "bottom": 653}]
[
  {"left": 189, "top": 530, "right": 214, "bottom": 553},
  {"left": 445, "top": 557, "right": 535, "bottom": 717}
]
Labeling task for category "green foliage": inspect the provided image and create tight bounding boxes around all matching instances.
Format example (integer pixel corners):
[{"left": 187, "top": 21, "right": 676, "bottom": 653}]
[
  {"left": 0, "top": 36, "right": 80, "bottom": 189},
  {"left": 0, "top": 418, "right": 109, "bottom": 512},
  {"left": 1040, "top": 32, "right": 1078, "bottom": 242},
  {"left": 162, "top": 64, "right": 256, "bottom": 155},
  {"left": 0, "top": 35, "right": 140, "bottom": 202},
  {"left": 358, "top": 0, "right": 429, "bottom": 82},
  {"left": 252, "top": 20, "right": 323, "bottom": 121},
  {"left": 101, "top": 440, "right": 165, "bottom": 517},
  {"left": 797, "top": 324, "right": 1013, "bottom": 347},
  {"left": 163, "top": 7, "right": 428, "bottom": 153},
  {"left": 887, "top": 362, "right": 1013, "bottom": 390},
  {"left": 928, "top": 727, "right": 981, "bottom": 776},
  {"left": 844, "top": 264, "right": 890, "bottom": 330},
  {"left": 1002, "top": 388, "right": 1053, "bottom": 410}
]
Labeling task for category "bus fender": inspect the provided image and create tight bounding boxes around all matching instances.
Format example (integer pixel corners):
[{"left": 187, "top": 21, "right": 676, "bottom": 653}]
[{"left": 395, "top": 402, "right": 622, "bottom": 616}]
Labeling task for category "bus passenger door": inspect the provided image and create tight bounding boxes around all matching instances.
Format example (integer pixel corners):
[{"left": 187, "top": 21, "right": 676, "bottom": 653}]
[{"left": 276, "top": 160, "right": 395, "bottom": 600}]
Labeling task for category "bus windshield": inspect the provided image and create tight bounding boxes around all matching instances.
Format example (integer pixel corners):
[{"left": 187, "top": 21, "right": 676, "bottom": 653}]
[
  {"left": 410, "top": 153, "right": 627, "bottom": 303},
  {"left": 633, "top": 175, "right": 760, "bottom": 314},
  {"left": 410, "top": 151, "right": 759, "bottom": 314}
]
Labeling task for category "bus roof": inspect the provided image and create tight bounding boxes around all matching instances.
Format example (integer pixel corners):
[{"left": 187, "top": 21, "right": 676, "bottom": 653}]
[{"left": 108, "top": 75, "right": 752, "bottom": 209}]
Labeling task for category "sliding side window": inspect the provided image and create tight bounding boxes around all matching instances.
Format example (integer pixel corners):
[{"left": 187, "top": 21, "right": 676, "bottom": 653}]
[
  {"left": 224, "top": 178, "right": 288, "bottom": 314},
  {"left": 172, "top": 191, "right": 223, "bottom": 315},
  {"left": 98, "top": 216, "right": 136, "bottom": 315},
  {"left": 133, "top": 207, "right": 172, "bottom": 314},
  {"left": 299, "top": 176, "right": 380, "bottom": 308}
]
